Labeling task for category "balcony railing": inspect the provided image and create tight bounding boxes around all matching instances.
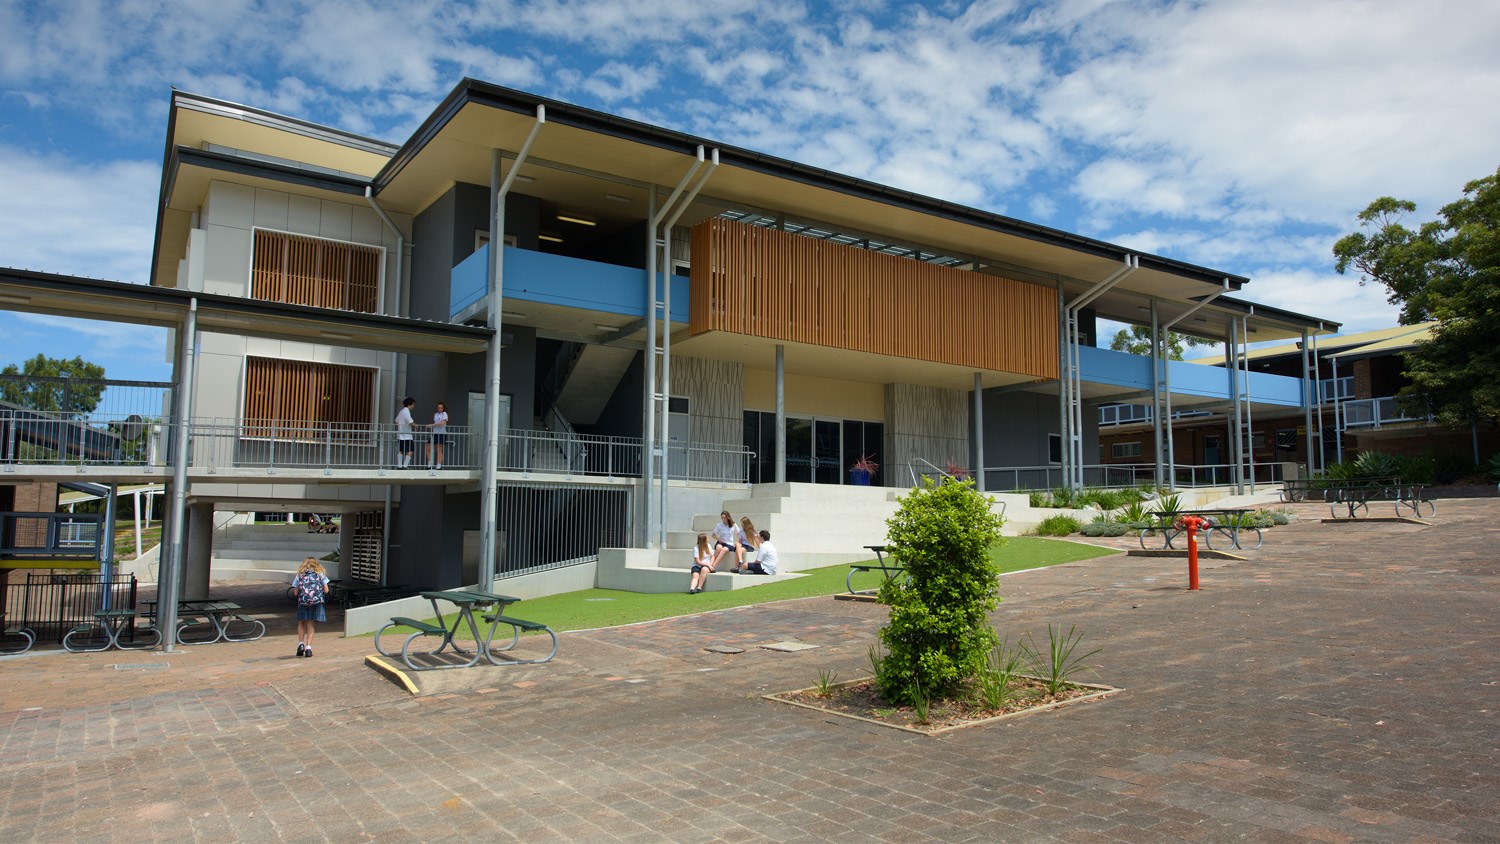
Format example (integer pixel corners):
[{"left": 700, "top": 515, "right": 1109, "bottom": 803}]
[
  {"left": 0, "top": 511, "right": 104, "bottom": 558},
  {"left": 982, "top": 462, "right": 1292, "bottom": 491},
  {"left": 1, "top": 411, "right": 755, "bottom": 483},
  {"left": 1320, "top": 376, "right": 1354, "bottom": 403},
  {"left": 1097, "top": 405, "right": 1216, "bottom": 427},
  {"left": 1340, "top": 397, "right": 1431, "bottom": 429}
]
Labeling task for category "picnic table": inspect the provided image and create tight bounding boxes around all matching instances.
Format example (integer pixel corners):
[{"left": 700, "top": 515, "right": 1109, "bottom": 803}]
[
  {"left": 62, "top": 608, "right": 163, "bottom": 652},
  {"left": 847, "top": 545, "right": 905, "bottom": 594},
  {"left": 143, "top": 600, "right": 266, "bottom": 645},
  {"left": 1141, "top": 509, "right": 1264, "bottom": 551},
  {"left": 1327, "top": 482, "right": 1435, "bottom": 520},
  {"left": 1281, "top": 476, "right": 1402, "bottom": 503},
  {"left": 375, "top": 589, "right": 557, "bottom": 671}
]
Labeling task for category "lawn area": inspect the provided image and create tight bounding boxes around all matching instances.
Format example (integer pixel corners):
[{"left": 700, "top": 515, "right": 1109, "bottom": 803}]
[
  {"left": 112, "top": 521, "right": 162, "bottom": 560},
  {"left": 372, "top": 536, "right": 1117, "bottom": 636}
]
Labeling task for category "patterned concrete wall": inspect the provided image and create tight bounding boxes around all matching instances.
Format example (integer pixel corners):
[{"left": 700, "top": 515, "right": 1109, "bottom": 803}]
[{"left": 885, "top": 383, "right": 970, "bottom": 485}]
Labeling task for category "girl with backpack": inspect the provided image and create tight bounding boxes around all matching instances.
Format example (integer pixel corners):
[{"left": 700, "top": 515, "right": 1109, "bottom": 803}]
[{"left": 293, "top": 556, "right": 330, "bottom": 657}]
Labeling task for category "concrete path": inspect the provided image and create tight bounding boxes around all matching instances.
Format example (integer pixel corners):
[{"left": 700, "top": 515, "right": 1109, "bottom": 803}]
[{"left": 1, "top": 499, "right": 1496, "bottom": 842}]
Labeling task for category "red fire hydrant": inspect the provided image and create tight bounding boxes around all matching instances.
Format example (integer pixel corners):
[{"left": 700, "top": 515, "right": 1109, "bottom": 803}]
[{"left": 1174, "top": 515, "right": 1211, "bottom": 591}]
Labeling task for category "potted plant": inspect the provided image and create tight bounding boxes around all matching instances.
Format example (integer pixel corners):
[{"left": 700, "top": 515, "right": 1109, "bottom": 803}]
[{"left": 849, "top": 454, "right": 880, "bottom": 485}]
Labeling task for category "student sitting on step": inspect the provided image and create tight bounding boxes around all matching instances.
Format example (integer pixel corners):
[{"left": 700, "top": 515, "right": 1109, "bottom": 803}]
[
  {"left": 743, "top": 530, "right": 779, "bottom": 575},
  {"left": 687, "top": 533, "right": 715, "bottom": 594},
  {"left": 731, "top": 516, "right": 759, "bottom": 572}
]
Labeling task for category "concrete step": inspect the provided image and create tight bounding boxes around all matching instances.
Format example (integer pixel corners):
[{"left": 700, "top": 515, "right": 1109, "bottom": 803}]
[
  {"left": 653, "top": 550, "right": 876, "bottom": 571},
  {"left": 717, "top": 496, "right": 902, "bottom": 517},
  {"left": 596, "top": 548, "right": 808, "bottom": 593},
  {"left": 688, "top": 511, "right": 895, "bottom": 534},
  {"left": 748, "top": 482, "right": 900, "bottom": 501},
  {"left": 213, "top": 539, "right": 340, "bottom": 552}
]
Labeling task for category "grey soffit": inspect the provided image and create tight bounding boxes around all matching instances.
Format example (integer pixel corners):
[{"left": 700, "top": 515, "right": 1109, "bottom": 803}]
[
  {"left": 0, "top": 267, "right": 492, "bottom": 355},
  {"left": 373, "top": 78, "right": 1247, "bottom": 289}
]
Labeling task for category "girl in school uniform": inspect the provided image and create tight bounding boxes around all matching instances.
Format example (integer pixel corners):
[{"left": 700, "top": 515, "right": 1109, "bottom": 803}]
[
  {"left": 710, "top": 510, "right": 740, "bottom": 571},
  {"left": 734, "top": 516, "right": 760, "bottom": 572},
  {"left": 688, "top": 533, "right": 714, "bottom": 594}
]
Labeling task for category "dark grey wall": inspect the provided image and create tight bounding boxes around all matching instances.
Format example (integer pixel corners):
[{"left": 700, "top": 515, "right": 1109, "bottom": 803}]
[
  {"left": 388, "top": 184, "right": 543, "bottom": 590},
  {"left": 975, "top": 389, "right": 1100, "bottom": 469},
  {"left": 589, "top": 352, "right": 645, "bottom": 439}
]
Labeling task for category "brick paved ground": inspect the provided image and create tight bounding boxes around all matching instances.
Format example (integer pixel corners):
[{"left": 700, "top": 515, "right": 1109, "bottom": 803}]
[{"left": 1, "top": 498, "right": 1496, "bottom": 842}]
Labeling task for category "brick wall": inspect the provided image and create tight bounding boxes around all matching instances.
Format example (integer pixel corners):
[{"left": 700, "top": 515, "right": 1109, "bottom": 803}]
[
  {"left": 1349, "top": 426, "right": 1500, "bottom": 463},
  {"left": 8, "top": 482, "right": 58, "bottom": 549}
]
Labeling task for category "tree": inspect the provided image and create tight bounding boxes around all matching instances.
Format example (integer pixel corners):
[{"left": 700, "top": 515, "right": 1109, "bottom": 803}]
[
  {"left": 1108, "top": 325, "right": 1212, "bottom": 360},
  {"left": 875, "top": 476, "right": 1005, "bottom": 705},
  {"left": 1333, "top": 167, "right": 1500, "bottom": 426},
  {"left": 0, "top": 354, "right": 108, "bottom": 413}
]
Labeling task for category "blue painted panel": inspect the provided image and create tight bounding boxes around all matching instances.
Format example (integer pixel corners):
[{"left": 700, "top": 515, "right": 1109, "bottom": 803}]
[
  {"left": 451, "top": 245, "right": 688, "bottom": 323},
  {"left": 1079, "top": 346, "right": 1303, "bottom": 407}
]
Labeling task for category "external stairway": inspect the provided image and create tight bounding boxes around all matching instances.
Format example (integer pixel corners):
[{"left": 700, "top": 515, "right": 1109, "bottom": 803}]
[
  {"left": 597, "top": 482, "right": 1032, "bottom": 594},
  {"left": 211, "top": 523, "right": 341, "bottom": 583}
]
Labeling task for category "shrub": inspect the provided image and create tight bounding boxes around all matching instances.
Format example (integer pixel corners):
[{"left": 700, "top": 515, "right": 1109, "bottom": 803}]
[
  {"left": 1117, "top": 500, "right": 1150, "bottom": 525},
  {"left": 1488, "top": 454, "right": 1500, "bottom": 482},
  {"left": 875, "top": 477, "right": 1005, "bottom": 706},
  {"left": 1034, "top": 514, "right": 1082, "bottom": 536},
  {"left": 1080, "top": 520, "right": 1129, "bottom": 537},
  {"left": 1021, "top": 624, "right": 1100, "bottom": 696},
  {"left": 1353, "top": 450, "right": 1399, "bottom": 478}
]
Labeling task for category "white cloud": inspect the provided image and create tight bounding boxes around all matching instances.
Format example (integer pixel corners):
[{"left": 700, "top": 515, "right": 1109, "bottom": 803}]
[{"left": 0, "top": 146, "right": 157, "bottom": 283}]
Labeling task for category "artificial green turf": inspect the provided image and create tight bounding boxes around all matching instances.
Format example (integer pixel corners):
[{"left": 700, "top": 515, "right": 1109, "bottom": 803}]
[{"left": 366, "top": 536, "right": 1117, "bottom": 636}]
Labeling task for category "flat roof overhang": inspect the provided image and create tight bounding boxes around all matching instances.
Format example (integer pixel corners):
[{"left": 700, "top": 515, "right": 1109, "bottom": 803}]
[
  {"left": 0, "top": 268, "right": 491, "bottom": 356},
  {"left": 672, "top": 329, "right": 1042, "bottom": 393},
  {"left": 371, "top": 80, "right": 1252, "bottom": 300}
]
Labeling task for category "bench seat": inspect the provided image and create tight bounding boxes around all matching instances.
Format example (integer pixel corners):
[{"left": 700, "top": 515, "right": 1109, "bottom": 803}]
[{"left": 389, "top": 617, "right": 446, "bottom": 636}]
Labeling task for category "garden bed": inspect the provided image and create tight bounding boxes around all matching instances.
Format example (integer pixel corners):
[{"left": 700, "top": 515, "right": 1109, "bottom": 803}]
[{"left": 767, "top": 675, "right": 1120, "bottom": 735}]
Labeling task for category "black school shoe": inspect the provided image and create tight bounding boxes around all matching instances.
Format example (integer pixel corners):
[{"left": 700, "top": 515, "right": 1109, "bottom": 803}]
[{"left": 297, "top": 643, "right": 306, "bottom": 656}]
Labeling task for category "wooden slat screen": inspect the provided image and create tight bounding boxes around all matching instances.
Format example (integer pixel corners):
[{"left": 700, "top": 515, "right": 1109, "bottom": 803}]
[
  {"left": 690, "top": 219, "right": 1059, "bottom": 379},
  {"left": 251, "top": 229, "right": 381, "bottom": 312},
  {"left": 243, "top": 357, "right": 376, "bottom": 438}
]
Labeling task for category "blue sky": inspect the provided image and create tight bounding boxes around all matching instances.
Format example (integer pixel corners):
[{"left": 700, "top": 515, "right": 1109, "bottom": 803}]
[{"left": 2, "top": 0, "right": 1498, "bottom": 382}]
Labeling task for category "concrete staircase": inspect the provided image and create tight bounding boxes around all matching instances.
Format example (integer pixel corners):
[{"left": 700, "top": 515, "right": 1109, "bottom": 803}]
[
  {"left": 599, "top": 482, "right": 1026, "bottom": 594},
  {"left": 211, "top": 524, "right": 341, "bottom": 583}
]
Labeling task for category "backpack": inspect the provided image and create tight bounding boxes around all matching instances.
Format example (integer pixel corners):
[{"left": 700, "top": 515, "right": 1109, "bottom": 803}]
[{"left": 295, "top": 572, "right": 324, "bottom": 605}]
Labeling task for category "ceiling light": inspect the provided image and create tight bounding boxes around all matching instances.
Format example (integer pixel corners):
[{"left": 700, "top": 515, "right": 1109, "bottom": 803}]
[
  {"left": 538, "top": 234, "right": 563, "bottom": 243},
  {"left": 0, "top": 293, "right": 32, "bottom": 305},
  {"left": 605, "top": 193, "right": 631, "bottom": 203},
  {"left": 594, "top": 323, "right": 620, "bottom": 332},
  {"left": 556, "top": 214, "right": 596, "bottom": 226},
  {"left": 319, "top": 331, "right": 353, "bottom": 341},
  {"left": 501, "top": 310, "right": 527, "bottom": 319},
  {"left": 512, "top": 174, "right": 534, "bottom": 183}
]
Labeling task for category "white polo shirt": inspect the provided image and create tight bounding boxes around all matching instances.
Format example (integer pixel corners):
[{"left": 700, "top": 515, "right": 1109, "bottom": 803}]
[{"left": 755, "top": 540, "right": 779, "bottom": 574}]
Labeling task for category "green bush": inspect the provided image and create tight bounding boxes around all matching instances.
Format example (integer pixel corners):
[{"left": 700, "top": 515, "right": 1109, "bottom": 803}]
[
  {"left": 1079, "top": 520, "right": 1129, "bottom": 537},
  {"left": 875, "top": 477, "right": 1006, "bottom": 706},
  {"left": 1033, "top": 514, "right": 1082, "bottom": 536},
  {"left": 1353, "top": 450, "right": 1400, "bottom": 478},
  {"left": 1117, "top": 500, "right": 1150, "bottom": 525}
]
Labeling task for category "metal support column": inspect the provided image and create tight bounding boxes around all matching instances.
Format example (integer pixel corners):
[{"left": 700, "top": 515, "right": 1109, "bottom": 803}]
[
  {"left": 1240, "top": 317, "right": 1256, "bottom": 493},
  {"left": 1162, "top": 282, "right": 1229, "bottom": 491},
  {"left": 774, "top": 345, "right": 786, "bottom": 484},
  {"left": 481, "top": 106, "right": 544, "bottom": 587},
  {"left": 99, "top": 483, "right": 117, "bottom": 610},
  {"left": 973, "top": 372, "right": 985, "bottom": 492},
  {"left": 1313, "top": 333, "right": 1326, "bottom": 472},
  {"left": 1225, "top": 321, "right": 1241, "bottom": 492},
  {"left": 1331, "top": 356, "right": 1343, "bottom": 462},
  {"left": 160, "top": 297, "right": 198, "bottom": 653},
  {"left": 1063, "top": 256, "right": 1137, "bottom": 489},
  {"left": 1149, "top": 300, "right": 1164, "bottom": 489},
  {"left": 642, "top": 187, "right": 657, "bottom": 544},
  {"left": 1056, "top": 284, "right": 1069, "bottom": 491},
  {"left": 1300, "top": 328, "right": 1316, "bottom": 477}
]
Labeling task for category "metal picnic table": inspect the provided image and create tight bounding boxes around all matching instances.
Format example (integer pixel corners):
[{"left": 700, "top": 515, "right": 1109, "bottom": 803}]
[
  {"left": 62, "top": 607, "right": 163, "bottom": 652},
  {"left": 375, "top": 589, "right": 557, "bottom": 671},
  {"left": 143, "top": 599, "right": 266, "bottom": 645},
  {"left": 1142, "top": 509, "right": 1264, "bottom": 551}
]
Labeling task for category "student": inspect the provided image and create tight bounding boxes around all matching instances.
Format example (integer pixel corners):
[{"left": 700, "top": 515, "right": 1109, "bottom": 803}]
[
  {"left": 744, "top": 530, "right": 779, "bottom": 575},
  {"left": 293, "top": 556, "right": 330, "bottom": 657},
  {"left": 710, "top": 510, "right": 740, "bottom": 570},
  {"left": 687, "top": 533, "right": 714, "bottom": 594},
  {"left": 733, "top": 516, "right": 760, "bottom": 572},
  {"left": 426, "top": 400, "right": 449, "bottom": 469},
  {"left": 394, "top": 397, "right": 416, "bottom": 468}
]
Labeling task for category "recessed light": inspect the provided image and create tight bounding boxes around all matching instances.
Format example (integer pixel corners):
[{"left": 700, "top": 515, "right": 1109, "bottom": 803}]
[
  {"left": 501, "top": 310, "right": 527, "bottom": 319},
  {"left": 605, "top": 193, "right": 631, "bottom": 203},
  {"left": 556, "top": 214, "right": 596, "bottom": 226},
  {"left": 512, "top": 174, "right": 534, "bottom": 183},
  {"left": 594, "top": 323, "right": 619, "bottom": 332},
  {"left": 0, "top": 294, "right": 32, "bottom": 305},
  {"left": 538, "top": 234, "right": 564, "bottom": 243}
]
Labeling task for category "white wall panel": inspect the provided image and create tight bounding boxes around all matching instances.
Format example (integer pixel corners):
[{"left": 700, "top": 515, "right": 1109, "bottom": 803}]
[
  {"left": 203, "top": 226, "right": 251, "bottom": 297},
  {"left": 206, "top": 181, "right": 255, "bottom": 230},
  {"left": 287, "top": 194, "right": 321, "bottom": 236},
  {"left": 197, "top": 331, "right": 247, "bottom": 357},
  {"left": 252, "top": 189, "right": 289, "bottom": 231},
  {"left": 350, "top": 207, "right": 382, "bottom": 247},
  {"left": 319, "top": 200, "right": 353, "bottom": 242}
]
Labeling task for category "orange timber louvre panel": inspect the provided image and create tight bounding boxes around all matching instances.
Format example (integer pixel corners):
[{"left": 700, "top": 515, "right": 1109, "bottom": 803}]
[
  {"left": 690, "top": 218, "right": 1059, "bottom": 379},
  {"left": 242, "top": 357, "right": 377, "bottom": 438},
  {"left": 251, "top": 229, "right": 382, "bottom": 313}
]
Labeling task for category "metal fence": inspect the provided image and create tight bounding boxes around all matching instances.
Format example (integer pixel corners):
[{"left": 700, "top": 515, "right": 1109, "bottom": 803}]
[
  {"left": 492, "top": 482, "right": 633, "bottom": 579},
  {"left": 1, "top": 411, "right": 755, "bottom": 483},
  {"left": 0, "top": 511, "right": 103, "bottom": 557},
  {"left": 1341, "top": 397, "right": 1431, "bottom": 429},
  {"left": 4, "top": 572, "right": 138, "bottom": 643},
  {"left": 983, "top": 462, "right": 1294, "bottom": 491}
]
